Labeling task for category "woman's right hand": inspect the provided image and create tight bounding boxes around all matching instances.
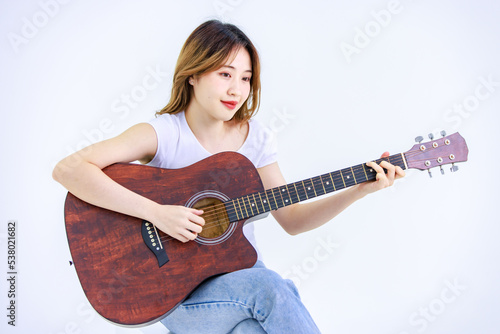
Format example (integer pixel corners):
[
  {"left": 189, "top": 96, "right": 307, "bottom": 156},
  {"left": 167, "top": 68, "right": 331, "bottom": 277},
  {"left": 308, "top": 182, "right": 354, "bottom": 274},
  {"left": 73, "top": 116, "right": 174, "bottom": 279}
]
[{"left": 148, "top": 204, "right": 205, "bottom": 243}]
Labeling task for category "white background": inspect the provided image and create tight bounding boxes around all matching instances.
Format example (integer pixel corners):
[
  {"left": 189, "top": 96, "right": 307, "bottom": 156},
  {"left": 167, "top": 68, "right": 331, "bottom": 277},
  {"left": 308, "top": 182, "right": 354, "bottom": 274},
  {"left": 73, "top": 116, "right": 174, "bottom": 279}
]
[{"left": 1, "top": 1, "right": 499, "bottom": 333}]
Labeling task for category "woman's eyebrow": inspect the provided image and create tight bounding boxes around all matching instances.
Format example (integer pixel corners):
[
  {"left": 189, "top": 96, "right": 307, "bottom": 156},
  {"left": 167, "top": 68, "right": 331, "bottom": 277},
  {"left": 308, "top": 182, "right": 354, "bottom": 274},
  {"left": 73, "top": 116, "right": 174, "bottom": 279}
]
[{"left": 221, "top": 65, "right": 252, "bottom": 73}]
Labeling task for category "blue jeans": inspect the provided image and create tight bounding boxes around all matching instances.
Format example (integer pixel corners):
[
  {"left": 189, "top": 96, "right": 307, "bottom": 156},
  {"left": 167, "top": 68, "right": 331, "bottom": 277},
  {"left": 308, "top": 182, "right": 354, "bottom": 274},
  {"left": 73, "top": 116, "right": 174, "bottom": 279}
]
[{"left": 160, "top": 261, "right": 321, "bottom": 333}]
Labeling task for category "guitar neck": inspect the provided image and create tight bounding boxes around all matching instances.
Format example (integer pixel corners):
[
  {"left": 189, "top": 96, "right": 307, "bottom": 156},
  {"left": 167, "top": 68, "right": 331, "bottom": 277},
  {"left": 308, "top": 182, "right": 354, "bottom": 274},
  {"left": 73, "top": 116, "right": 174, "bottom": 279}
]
[{"left": 224, "top": 153, "right": 408, "bottom": 223}]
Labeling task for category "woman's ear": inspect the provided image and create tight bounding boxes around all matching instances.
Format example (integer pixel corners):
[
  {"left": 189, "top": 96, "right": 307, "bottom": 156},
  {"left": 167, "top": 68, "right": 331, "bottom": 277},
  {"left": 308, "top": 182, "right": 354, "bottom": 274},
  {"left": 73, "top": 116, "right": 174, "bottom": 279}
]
[{"left": 188, "top": 76, "right": 195, "bottom": 85}]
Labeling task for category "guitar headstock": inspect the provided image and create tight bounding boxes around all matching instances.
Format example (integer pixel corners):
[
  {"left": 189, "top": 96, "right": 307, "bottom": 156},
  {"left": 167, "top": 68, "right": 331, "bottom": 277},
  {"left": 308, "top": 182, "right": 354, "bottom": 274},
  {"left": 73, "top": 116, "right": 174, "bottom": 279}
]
[{"left": 404, "top": 132, "right": 468, "bottom": 174}]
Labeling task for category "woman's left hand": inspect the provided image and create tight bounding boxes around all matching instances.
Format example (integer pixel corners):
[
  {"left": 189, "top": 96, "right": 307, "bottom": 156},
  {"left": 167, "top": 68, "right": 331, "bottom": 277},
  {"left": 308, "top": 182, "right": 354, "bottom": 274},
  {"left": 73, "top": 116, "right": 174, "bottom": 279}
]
[{"left": 357, "top": 151, "right": 405, "bottom": 196}]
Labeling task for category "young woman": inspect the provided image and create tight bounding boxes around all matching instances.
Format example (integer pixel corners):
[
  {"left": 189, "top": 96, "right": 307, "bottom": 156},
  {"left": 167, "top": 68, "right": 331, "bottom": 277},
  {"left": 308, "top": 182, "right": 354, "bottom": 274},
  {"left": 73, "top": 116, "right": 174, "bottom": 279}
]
[{"left": 53, "top": 20, "right": 404, "bottom": 333}]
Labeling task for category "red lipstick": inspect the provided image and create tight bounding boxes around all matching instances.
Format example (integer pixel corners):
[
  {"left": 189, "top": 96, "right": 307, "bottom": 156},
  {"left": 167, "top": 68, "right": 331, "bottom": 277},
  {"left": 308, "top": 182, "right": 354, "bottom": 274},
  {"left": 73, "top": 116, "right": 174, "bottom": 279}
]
[{"left": 221, "top": 100, "right": 238, "bottom": 110}]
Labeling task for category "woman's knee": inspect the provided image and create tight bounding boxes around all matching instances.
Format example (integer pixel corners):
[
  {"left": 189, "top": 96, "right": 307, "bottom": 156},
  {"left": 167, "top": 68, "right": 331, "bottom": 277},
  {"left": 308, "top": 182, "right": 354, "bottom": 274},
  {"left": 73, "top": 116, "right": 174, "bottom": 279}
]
[{"left": 250, "top": 268, "right": 301, "bottom": 310}]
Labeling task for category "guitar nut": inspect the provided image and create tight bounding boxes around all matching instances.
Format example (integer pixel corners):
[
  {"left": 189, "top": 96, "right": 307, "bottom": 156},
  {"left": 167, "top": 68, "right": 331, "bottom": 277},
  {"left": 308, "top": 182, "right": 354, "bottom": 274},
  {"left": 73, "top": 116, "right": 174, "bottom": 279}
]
[
  {"left": 449, "top": 154, "right": 455, "bottom": 160},
  {"left": 445, "top": 139, "right": 451, "bottom": 145},
  {"left": 433, "top": 142, "right": 438, "bottom": 148},
  {"left": 437, "top": 157, "right": 443, "bottom": 163},
  {"left": 420, "top": 145, "right": 426, "bottom": 151},
  {"left": 425, "top": 161, "right": 431, "bottom": 166}
]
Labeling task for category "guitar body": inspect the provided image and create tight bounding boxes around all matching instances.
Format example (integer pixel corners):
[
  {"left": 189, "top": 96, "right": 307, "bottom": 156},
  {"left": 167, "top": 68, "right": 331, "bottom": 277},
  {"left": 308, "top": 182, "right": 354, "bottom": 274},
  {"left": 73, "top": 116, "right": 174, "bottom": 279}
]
[{"left": 64, "top": 152, "right": 263, "bottom": 326}]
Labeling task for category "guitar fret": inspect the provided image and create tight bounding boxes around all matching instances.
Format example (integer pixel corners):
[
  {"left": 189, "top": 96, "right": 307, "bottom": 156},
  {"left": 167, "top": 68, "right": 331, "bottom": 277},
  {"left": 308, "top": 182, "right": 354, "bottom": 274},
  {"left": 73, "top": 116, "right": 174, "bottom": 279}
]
[
  {"left": 302, "top": 179, "right": 315, "bottom": 199},
  {"left": 238, "top": 198, "right": 245, "bottom": 218},
  {"left": 319, "top": 175, "right": 327, "bottom": 194},
  {"left": 339, "top": 170, "right": 347, "bottom": 188},
  {"left": 362, "top": 163, "right": 369, "bottom": 180},
  {"left": 267, "top": 189, "right": 278, "bottom": 210},
  {"left": 321, "top": 174, "right": 335, "bottom": 193},
  {"left": 232, "top": 199, "right": 240, "bottom": 220},
  {"left": 342, "top": 168, "right": 357, "bottom": 187},
  {"left": 353, "top": 164, "right": 368, "bottom": 183},
  {"left": 266, "top": 189, "right": 278, "bottom": 210},
  {"left": 241, "top": 197, "right": 250, "bottom": 218},
  {"left": 312, "top": 178, "right": 318, "bottom": 197},
  {"left": 285, "top": 186, "right": 293, "bottom": 204},
  {"left": 235, "top": 200, "right": 242, "bottom": 221},
  {"left": 295, "top": 181, "right": 308, "bottom": 201},
  {"left": 312, "top": 177, "right": 326, "bottom": 196},
  {"left": 291, "top": 183, "right": 301, "bottom": 203},
  {"left": 364, "top": 163, "right": 377, "bottom": 181},
  {"left": 280, "top": 186, "right": 292, "bottom": 206},
  {"left": 275, "top": 187, "right": 285, "bottom": 207},
  {"left": 239, "top": 197, "right": 247, "bottom": 219},
  {"left": 272, "top": 188, "right": 282, "bottom": 209},
  {"left": 350, "top": 167, "right": 357, "bottom": 184},
  {"left": 246, "top": 195, "right": 255, "bottom": 217},
  {"left": 331, "top": 171, "right": 344, "bottom": 191},
  {"left": 252, "top": 194, "right": 261, "bottom": 214},
  {"left": 328, "top": 173, "right": 337, "bottom": 191},
  {"left": 259, "top": 192, "right": 271, "bottom": 212},
  {"left": 300, "top": 180, "right": 309, "bottom": 200}
]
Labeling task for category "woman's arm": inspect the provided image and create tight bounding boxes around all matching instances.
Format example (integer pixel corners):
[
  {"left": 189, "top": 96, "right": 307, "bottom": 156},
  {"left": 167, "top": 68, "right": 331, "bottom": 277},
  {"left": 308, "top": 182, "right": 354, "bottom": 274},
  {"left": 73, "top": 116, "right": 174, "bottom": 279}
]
[
  {"left": 257, "top": 153, "right": 405, "bottom": 235},
  {"left": 52, "top": 123, "right": 204, "bottom": 242}
]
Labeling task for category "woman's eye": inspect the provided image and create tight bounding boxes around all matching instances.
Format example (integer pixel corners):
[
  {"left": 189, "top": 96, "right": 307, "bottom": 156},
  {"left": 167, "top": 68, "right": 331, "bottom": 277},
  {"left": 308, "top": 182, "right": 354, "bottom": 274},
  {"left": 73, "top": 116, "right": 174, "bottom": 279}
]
[
  {"left": 220, "top": 72, "right": 230, "bottom": 78},
  {"left": 242, "top": 77, "right": 251, "bottom": 82}
]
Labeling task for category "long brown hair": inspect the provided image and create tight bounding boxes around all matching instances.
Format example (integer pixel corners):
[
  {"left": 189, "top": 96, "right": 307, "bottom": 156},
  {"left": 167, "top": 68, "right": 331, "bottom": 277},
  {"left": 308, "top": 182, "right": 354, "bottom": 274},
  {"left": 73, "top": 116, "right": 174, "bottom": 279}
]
[{"left": 156, "top": 20, "right": 261, "bottom": 122}]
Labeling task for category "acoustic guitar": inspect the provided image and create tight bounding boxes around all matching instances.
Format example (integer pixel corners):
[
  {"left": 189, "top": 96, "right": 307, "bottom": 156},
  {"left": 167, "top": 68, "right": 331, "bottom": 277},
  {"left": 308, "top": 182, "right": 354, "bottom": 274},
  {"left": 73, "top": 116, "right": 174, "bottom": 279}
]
[{"left": 64, "top": 132, "right": 468, "bottom": 326}]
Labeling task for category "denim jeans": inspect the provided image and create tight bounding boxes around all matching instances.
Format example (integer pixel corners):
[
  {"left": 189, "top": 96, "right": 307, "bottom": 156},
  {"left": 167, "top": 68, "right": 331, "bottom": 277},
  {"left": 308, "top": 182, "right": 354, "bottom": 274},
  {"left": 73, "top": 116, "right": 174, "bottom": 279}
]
[{"left": 160, "top": 261, "right": 321, "bottom": 333}]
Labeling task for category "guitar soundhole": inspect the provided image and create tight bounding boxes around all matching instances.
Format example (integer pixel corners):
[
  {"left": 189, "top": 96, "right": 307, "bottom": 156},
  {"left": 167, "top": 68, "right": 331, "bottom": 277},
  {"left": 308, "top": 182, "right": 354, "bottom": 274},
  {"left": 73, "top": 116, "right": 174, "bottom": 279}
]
[
  {"left": 185, "top": 190, "right": 236, "bottom": 245},
  {"left": 193, "top": 198, "right": 230, "bottom": 239}
]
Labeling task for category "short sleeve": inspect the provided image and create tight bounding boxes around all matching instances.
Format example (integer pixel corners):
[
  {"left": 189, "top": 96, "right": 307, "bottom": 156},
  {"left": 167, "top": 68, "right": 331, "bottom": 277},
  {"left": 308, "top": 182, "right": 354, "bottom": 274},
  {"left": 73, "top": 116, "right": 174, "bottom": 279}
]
[
  {"left": 146, "top": 114, "right": 180, "bottom": 168},
  {"left": 255, "top": 127, "right": 278, "bottom": 168},
  {"left": 240, "top": 119, "right": 278, "bottom": 168}
]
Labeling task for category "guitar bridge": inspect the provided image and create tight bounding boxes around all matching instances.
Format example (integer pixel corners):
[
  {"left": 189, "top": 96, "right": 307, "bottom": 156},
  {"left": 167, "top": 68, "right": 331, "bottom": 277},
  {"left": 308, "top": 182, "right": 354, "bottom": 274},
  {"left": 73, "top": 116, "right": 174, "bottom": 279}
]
[{"left": 141, "top": 220, "right": 169, "bottom": 267}]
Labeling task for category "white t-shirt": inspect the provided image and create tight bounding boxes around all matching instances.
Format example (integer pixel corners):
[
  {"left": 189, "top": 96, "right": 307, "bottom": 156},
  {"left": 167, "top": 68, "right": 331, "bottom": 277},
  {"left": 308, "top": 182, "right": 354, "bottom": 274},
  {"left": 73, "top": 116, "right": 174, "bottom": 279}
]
[{"left": 147, "top": 111, "right": 277, "bottom": 259}]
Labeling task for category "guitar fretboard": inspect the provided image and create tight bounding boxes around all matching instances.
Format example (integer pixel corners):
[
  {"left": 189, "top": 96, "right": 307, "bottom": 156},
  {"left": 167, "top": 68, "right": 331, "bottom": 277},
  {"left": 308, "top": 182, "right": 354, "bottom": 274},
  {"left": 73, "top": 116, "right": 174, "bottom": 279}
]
[{"left": 224, "top": 153, "right": 408, "bottom": 223}]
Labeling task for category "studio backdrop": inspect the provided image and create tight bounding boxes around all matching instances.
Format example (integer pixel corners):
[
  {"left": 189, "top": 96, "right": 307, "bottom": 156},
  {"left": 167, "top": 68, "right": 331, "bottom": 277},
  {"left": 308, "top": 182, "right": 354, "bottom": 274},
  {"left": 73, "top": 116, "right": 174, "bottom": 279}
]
[{"left": 1, "top": 1, "right": 499, "bottom": 333}]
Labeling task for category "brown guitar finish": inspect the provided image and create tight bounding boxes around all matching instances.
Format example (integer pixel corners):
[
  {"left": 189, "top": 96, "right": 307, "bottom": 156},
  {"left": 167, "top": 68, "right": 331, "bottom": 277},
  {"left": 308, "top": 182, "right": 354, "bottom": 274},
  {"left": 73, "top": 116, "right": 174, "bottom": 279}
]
[{"left": 64, "top": 152, "right": 262, "bottom": 326}]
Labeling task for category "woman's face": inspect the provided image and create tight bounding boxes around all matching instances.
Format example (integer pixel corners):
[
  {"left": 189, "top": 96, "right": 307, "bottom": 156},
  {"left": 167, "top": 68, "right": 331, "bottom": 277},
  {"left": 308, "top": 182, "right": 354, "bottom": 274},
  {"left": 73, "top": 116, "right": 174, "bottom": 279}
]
[{"left": 188, "top": 47, "right": 252, "bottom": 122}]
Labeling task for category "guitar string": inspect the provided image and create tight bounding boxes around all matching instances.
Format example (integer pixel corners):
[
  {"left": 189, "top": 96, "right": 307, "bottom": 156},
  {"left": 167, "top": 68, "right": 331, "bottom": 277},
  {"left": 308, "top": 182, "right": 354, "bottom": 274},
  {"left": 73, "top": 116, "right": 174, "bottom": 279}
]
[
  {"left": 174, "top": 153, "right": 412, "bottom": 221},
  {"left": 157, "top": 153, "right": 416, "bottom": 224},
  {"left": 156, "top": 207, "right": 241, "bottom": 243},
  {"left": 155, "top": 161, "right": 404, "bottom": 243},
  {"left": 156, "top": 157, "right": 402, "bottom": 242},
  {"left": 174, "top": 149, "right": 438, "bottom": 223},
  {"left": 155, "top": 148, "right": 448, "bottom": 243}
]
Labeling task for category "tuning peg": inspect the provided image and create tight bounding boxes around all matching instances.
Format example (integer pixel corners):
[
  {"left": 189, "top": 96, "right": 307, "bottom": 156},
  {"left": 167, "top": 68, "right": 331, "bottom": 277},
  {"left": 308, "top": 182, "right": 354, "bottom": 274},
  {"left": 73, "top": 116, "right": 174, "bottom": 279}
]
[
  {"left": 450, "top": 163, "right": 459, "bottom": 172},
  {"left": 440, "top": 166, "right": 444, "bottom": 175},
  {"left": 428, "top": 169, "right": 433, "bottom": 178},
  {"left": 428, "top": 133, "right": 434, "bottom": 140},
  {"left": 415, "top": 136, "right": 424, "bottom": 143},
  {"left": 440, "top": 130, "right": 447, "bottom": 137}
]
